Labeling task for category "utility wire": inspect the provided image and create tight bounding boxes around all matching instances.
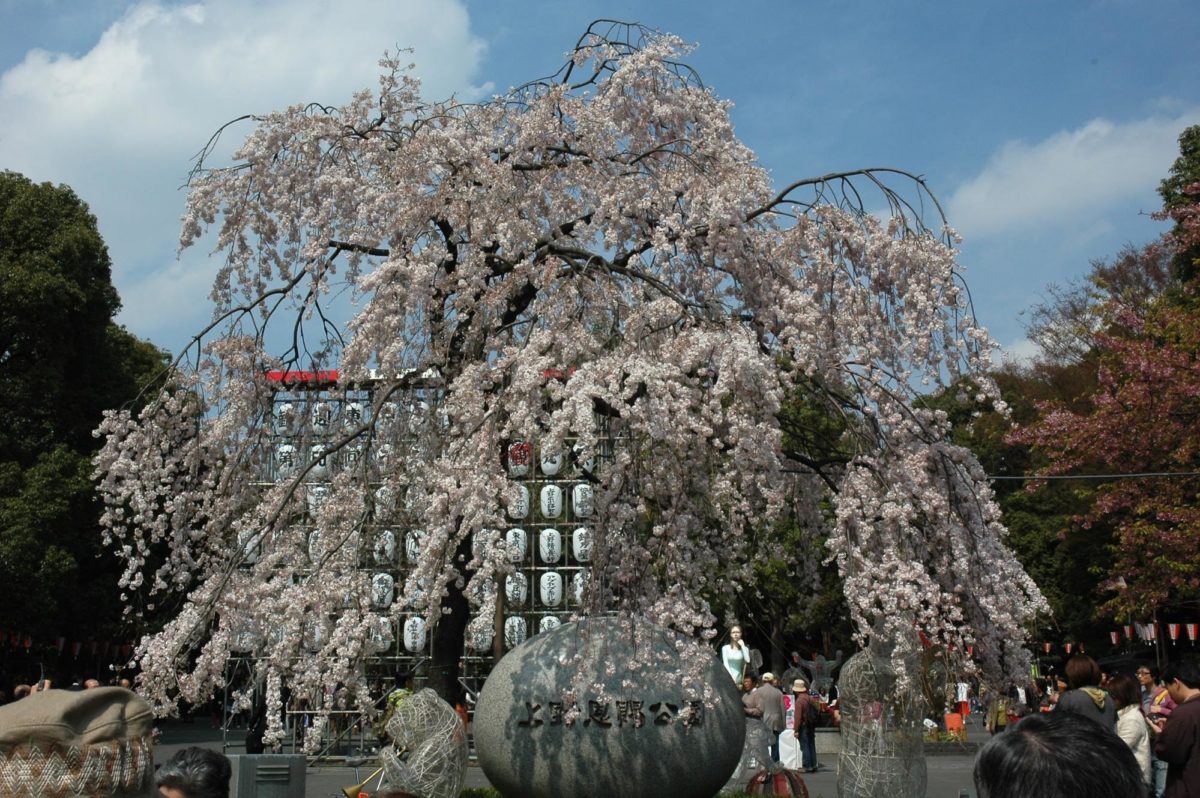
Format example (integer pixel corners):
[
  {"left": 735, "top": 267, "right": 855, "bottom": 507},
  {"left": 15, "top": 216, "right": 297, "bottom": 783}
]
[{"left": 989, "top": 471, "right": 1200, "bottom": 481}]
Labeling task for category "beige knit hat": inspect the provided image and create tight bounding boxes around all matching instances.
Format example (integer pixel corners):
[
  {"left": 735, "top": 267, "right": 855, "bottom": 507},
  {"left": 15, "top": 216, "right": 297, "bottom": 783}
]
[{"left": 0, "top": 686, "right": 154, "bottom": 797}]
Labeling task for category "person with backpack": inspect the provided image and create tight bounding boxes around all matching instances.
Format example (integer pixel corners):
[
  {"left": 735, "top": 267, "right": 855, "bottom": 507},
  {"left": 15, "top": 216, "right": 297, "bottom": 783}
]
[{"left": 791, "top": 678, "right": 820, "bottom": 773}]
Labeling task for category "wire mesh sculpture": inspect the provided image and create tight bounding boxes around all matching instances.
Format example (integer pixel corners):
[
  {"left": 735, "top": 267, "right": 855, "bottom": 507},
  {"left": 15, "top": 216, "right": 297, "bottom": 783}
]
[
  {"left": 836, "top": 645, "right": 927, "bottom": 798},
  {"left": 377, "top": 689, "right": 468, "bottom": 798}
]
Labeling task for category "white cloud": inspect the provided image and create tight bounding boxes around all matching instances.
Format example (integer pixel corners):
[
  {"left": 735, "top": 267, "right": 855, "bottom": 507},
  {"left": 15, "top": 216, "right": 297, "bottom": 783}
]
[
  {"left": 0, "top": 0, "right": 486, "bottom": 354},
  {"left": 947, "top": 110, "right": 1200, "bottom": 239},
  {"left": 998, "top": 337, "right": 1041, "bottom": 367}
]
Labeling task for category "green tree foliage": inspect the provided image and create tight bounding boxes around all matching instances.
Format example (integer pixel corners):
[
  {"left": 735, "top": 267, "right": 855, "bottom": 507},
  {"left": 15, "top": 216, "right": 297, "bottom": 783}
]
[
  {"left": 1157, "top": 124, "right": 1200, "bottom": 283},
  {"left": 0, "top": 172, "right": 167, "bottom": 640}
]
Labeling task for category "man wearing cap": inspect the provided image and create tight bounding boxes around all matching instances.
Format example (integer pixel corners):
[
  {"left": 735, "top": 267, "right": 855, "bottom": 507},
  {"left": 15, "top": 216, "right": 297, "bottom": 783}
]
[
  {"left": 748, "top": 672, "right": 786, "bottom": 762},
  {"left": 792, "top": 678, "right": 819, "bottom": 773}
]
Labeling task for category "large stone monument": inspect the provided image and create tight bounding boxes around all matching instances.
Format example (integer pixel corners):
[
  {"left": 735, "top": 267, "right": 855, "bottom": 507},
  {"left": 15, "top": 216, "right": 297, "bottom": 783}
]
[{"left": 474, "top": 616, "right": 745, "bottom": 798}]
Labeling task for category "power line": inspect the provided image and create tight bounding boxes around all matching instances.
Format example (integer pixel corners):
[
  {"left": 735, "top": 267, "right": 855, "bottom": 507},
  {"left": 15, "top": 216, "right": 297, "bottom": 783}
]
[{"left": 989, "top": 471, "right": 1200, "bottom": 481}]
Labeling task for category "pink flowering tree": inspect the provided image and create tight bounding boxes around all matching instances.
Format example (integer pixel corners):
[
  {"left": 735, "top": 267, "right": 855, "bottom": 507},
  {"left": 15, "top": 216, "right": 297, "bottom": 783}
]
[{"left": 94, "top": 22, "right": 1045, "bottom": 745}]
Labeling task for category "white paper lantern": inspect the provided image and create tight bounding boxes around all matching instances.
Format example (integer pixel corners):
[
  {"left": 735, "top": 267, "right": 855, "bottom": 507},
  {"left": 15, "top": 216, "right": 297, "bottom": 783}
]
[
  {"left": 238, "top": 528, "right": 260, "bottom": 564},
  {"left": 403, "top": 616, "right": 427, "bottom": 652},
  {"left": 405, "top": 530, "right": 426, "bottom": 563},
  {"left": 306, "top": 484, "right": 329, "bottom": 515},
  {"left": 275, "top": 443, "right": 297, "bottom": 478},
  {"left": 227, "top": 614, "right": 261, "bottom": 652},
  {"left": 375, "top": 443, "right": 394, "bottom": 468},
  {"left": 504, "top": 616, "right": 527, "bottom": 649},
  {"left": 540, "top": 485, "right": 563, "bottom": 519},
  {"left": 342, "top": 442, "right": 364, "bottom": 469},
  {"left": 572, "top": 483, "right": 594, "bottom": 517},
  {"left": 539, "top": 616, "right": 562, "bottom": 634},
  {"left": 308, "top": 530, "right": 326, "bottom": 564},
  {"left": 374, "top": 530, "right": 396, "bottom": 564},
  {"left": 539, "top": 571, "right": 563, "bottom": 607},
  {"left": 310, "top": 401, "right": 332, "bottom": 435},
  {"left": 372, "top": 573, "right": 395, "bottom": 608},
  {"left": 506, "top": 440, "right": 532, "bottom": 477},
  {"left": 342, "top": 401, "right": 366, "bottom": 429},
  {"left": 468, "top": 628, "right": 493, "bottom": 652},
  {"left": 505, "top": 528, "right": 527, "bottom": 562},
  {"left": 506, "top": 572, "right": 528, "bottom": 606},
  {"left": 309, "top": 444, "right": 330, "bottom": 479},
  {"left": 572, "top": 527, "right": 592, "bottom": 562},
  {"left": 539, "top": 448, "right": 563, "bottom": 476},
  {"left": 571, "top": 569, "right": 590, "bottom": 604},
  {"left": 366, "top": 616, "right": 394, "bottom": 654},
  {"left": 273, "top": 402, "right": 296, "bottom": 436},
  {"left": 573, "top": 441, "right": 596, "bottom": 473},
  {"left": 374, "top": 485, "right": 396, "bottom": 516},
  {"left": 303, "top": 619, "right": 329, "bottom": 651},
  {"left": 538, "top": 528, "right": 562, "bottom": 563},
  {"left": 509, "top": 485, "right": 530, "bottom": 520}
]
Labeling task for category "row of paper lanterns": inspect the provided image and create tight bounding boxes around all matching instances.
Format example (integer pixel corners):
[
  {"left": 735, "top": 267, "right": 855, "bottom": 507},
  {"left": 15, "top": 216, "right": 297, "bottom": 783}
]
[
  {"left": 1110, "top": 622, "right": 1199, "bottom": 645},
  {"left": 272, "top": 400, "right": 442, "bottom": 438}
]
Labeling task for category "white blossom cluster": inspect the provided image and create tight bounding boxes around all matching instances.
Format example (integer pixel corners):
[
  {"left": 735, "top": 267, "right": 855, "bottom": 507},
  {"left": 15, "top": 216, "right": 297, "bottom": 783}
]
[{"left": 94, "top": 23, "right": 1046, "bottom": 742}]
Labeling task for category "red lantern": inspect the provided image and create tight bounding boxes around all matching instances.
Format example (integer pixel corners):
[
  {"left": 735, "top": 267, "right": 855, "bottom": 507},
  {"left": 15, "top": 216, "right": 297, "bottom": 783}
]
[
  {"left": 56, "top": 636, "right": 65, "bottom": 653},
  {"left": 71, "top": 641, "right": 82, "bottom": 658},
  {"left": 1150, "top": 623, "right": 1159, "bottom": 641},
  {"left": 1124, "top": 624, "right": 1134, "bottom": 640},
  {"left": 1187, "top": 623, "right": 1198, "bottom": 645},
  {"left": 1110, "top": 631, "right": 1121, "bottom": 645},
  {"left": 1065, "top": 642, "right": 1073, "bottom": 654},
  {"left": 22, "top": 635, "right": 32, "bottom": 651},
  {"left": 1043, "top": 642, "right": 1052, "bottom": 654},
  {"left": 1169, "top": 623, "right": 1181, "bottom": 644}
]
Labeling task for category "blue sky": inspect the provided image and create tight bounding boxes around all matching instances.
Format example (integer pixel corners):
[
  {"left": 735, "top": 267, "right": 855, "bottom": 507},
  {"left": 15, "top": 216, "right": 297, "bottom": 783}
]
[{"left": 2, "top": 0, "right": 1198, "bottom": 361}]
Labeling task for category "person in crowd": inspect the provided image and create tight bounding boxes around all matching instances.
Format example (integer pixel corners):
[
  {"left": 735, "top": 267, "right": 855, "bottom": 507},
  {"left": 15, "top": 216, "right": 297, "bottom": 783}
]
[
  {"left": 973, "top": 710, "right": 1147, "bottom": 798},
  {"left": 11, "top": 684, "right": 30, "bottom": 700},
  {"left": 780, "top": 652, "right": 807, "bottom": 693},
  {"left": 83, "top": 678, "right": 101, "bottom": 689},
  {"left": 1054, "top": 654, "right": 1116, "bottom": 729},
  {"left": 1108, "top": 672, "right": 1152, "bottom": 790},
  {"left": 155, "top": 746, "right": 233, "bottom": 798},
  {"left": 791, "top": 678, "right": 819, "bottom": 773},
  {"left": 1150, "top": 661, "right": 1200, "bottom": 798},
  {"left": 1140, "top": 664, "right": 1177, "bottom": 798},
  {"left": 986, "top": 688, "right": 1011, "bottom": 735},
  {"left": 722, "top": 624, "right": 751, "bottom": 684},
  {"left": 749, "top": 672, "right": 786, "bottom": 762},
  {"left": 742, "top": 673, "right": 761, "bottom": 715}
]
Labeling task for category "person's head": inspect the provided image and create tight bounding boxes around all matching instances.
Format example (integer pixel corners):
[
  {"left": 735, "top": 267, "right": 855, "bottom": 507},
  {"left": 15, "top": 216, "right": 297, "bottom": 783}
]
[
  {"left": 730, "top": 625, "right": 743, "bottom": 643},
  {"left": 1063, "top": 655, "right": 1101, "bottom": 690},
  {"left": 973, "top": 711, "right": 1146, "bottom": 798},
  {"left": 83, "top": 678, "right": 101, "bottom": 689},
  {"left": 793, "top": 679, "right": 808, "bottom": 694},
  {"left": 790, "top": 651, "right": 800, "bottom": 664},
  {"left": 761, "top": 672, "right": 775, "bottom": 686},
  {"left": 155, "top": 746, "right": 232, "bottom": 798},
  {"left": 1160, "top": 661, "right": 1200, "bottom": 703},
  {"left": 742, "top": 674, "right": 756, "bottom": 693},
  {"left": 12, "top": 684, "right": 30, "bottom": 700},
  {"left": 1136, "top": 664, "right": 1158, "bottom": 689},
  {"left": 1106, "top": 673, "right": 1140, "bottom": 711}
]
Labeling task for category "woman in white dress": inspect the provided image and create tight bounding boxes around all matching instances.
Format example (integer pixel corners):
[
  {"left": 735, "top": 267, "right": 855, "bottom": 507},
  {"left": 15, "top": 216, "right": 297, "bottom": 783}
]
[{"left": 721, "top": 625, "right": 751, "bottom": 684}]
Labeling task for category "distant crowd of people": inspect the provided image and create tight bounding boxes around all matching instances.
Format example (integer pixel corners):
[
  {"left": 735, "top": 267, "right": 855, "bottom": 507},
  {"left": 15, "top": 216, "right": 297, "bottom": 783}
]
[{"left": 974, "top": 654, "right": 1200, "bottom": 798}]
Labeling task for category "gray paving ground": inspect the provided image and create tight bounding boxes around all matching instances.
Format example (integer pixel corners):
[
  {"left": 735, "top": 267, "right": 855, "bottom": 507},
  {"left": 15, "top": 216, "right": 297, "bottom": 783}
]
[{"left": 154, "top": 711, "right": 991, "bottom": 797}]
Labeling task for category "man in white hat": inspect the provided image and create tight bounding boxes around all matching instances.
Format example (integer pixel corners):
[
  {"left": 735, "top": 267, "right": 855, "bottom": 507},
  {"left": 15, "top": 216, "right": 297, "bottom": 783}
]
[{"left": 791, "top": 678, "right": 819, "bottom": 773}]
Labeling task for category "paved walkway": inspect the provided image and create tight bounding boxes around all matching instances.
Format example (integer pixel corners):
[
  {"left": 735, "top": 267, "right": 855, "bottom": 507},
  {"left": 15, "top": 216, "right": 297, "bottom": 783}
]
[{"left": 155, "top": 712, "right": 992, "bottom": 797}]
